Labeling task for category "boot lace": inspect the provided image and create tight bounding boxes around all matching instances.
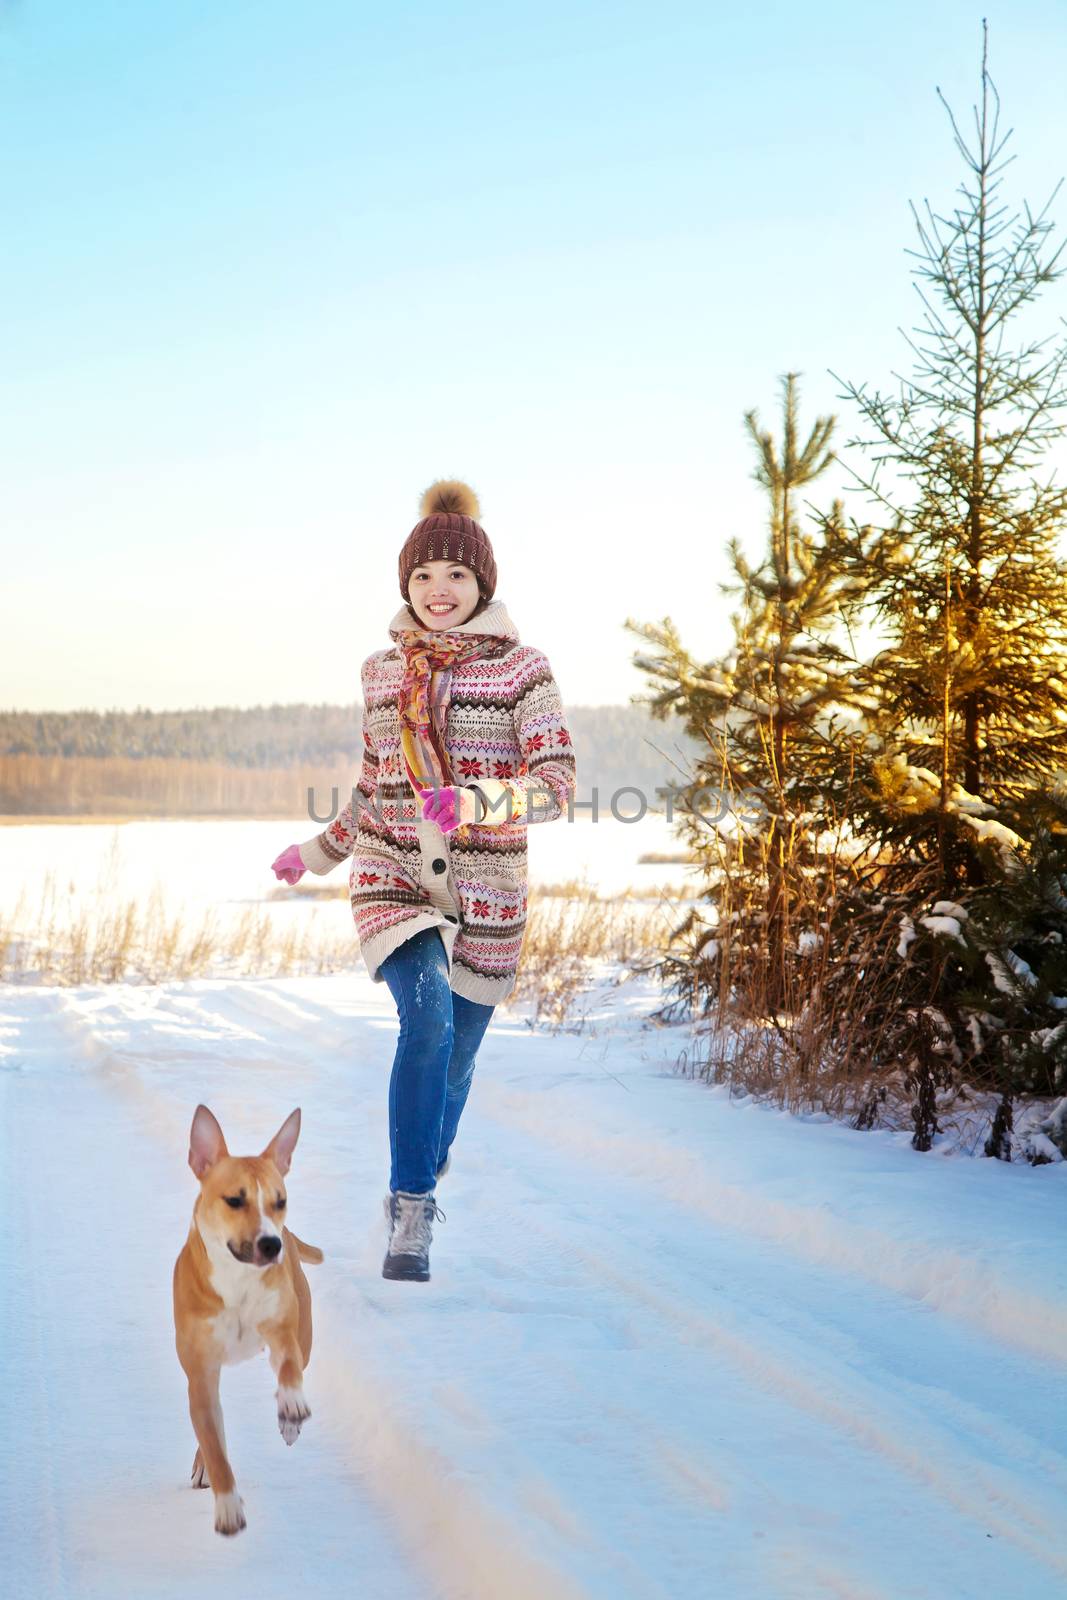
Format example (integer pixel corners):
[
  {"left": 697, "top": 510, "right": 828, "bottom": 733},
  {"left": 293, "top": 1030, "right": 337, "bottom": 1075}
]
[{"left": 389, "top": 1191, "right": 446, "bottom": 1258}]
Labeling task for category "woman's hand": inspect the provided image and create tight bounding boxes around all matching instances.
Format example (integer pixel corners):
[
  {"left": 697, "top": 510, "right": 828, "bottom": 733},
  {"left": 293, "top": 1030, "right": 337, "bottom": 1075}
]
[
  {"left": 272, "top": 844, "right": 307, "bottom": 885},
  {"left": 418, "top": 785, "right": 478, "bottom": 835}
]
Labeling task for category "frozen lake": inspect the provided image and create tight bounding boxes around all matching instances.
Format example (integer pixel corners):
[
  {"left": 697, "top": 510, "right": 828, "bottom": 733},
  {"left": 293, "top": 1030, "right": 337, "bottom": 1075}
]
[{"left": 0, "top": 812, "right": 699, "bottom": 905}]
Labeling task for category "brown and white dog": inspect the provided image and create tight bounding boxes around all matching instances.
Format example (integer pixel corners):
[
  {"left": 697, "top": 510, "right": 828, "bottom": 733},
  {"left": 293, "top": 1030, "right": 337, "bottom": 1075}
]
[{"left": 172, "top": 1104, "right": 323, "bottom": 1536}]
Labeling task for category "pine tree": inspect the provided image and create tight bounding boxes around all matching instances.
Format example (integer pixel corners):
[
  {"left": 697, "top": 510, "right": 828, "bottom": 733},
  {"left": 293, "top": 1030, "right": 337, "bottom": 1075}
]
[
  {"left": 831, "top": 21, "right": 1067, "bottom": 887},
  {"left": 627, "top": 373, "right": 867, "bottom": 1007}
]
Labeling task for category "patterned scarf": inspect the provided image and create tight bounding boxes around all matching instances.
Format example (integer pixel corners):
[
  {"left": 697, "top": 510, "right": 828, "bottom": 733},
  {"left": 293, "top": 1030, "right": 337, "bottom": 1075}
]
[{"left": 395, "top": 626, "right": 510, "bottom": 837}]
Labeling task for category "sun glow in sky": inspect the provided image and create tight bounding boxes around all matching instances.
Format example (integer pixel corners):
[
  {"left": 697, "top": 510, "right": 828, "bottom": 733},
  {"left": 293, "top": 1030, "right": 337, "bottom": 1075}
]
[{"left": 3, "top": 1, "right": 1067, "bottom": 712}]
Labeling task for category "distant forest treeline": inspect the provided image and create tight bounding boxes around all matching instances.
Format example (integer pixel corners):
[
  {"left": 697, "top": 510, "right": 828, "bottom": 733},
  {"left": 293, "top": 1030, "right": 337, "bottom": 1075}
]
[{"left": 0, "top": 704, "right": 701, "bottom": 816}]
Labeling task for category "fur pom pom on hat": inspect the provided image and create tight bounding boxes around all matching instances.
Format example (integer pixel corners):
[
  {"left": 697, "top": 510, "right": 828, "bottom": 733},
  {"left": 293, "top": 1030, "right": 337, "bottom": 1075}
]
[
  {"left": 398, "top": 478, "right": 498, "bottom": 604},
  {"left": 418, "top": 480, "right": 481, "bottom": 520}
]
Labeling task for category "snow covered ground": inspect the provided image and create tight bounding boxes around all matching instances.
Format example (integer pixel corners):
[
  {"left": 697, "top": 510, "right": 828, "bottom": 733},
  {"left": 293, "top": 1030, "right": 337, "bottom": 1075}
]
[{"left": 3, "top": 954, "right": 1066, "bottom": 1599}]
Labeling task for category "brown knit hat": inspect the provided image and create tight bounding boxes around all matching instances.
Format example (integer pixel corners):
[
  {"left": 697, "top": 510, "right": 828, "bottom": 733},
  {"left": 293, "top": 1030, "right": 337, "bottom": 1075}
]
[{"left": 398, "top": 479, "right": 498, "bottom": 604}]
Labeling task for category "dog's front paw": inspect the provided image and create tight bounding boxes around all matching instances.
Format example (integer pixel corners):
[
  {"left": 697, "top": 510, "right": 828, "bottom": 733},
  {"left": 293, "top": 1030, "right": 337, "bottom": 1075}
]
[
  {"left": 190, "top": 1448, "right": 208, "bottom": 1489},
  {"left": 214, "top": 1490, "right": 246, "bottom": 1536},
  {"left": 276, "top": 1384, "right": 311, "bottom": 1445}
]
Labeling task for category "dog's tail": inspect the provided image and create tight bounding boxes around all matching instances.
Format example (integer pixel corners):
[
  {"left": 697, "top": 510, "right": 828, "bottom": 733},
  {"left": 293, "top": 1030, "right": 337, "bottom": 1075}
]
[{"left": 288, "top": 1230, "right": 324, "bottom": 1265}]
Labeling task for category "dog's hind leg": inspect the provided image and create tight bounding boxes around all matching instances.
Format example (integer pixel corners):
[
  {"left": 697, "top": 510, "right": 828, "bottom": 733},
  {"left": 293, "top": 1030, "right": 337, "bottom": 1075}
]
[
  {"left": 294, "top": 1260, "right": 313, "bottom": 1368},
  {"left": 282, "top": 1227, "right": 318, "bottom": 1364}
]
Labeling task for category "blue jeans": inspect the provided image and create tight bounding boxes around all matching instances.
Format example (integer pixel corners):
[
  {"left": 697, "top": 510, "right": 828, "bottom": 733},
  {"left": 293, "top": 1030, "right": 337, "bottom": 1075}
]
[{"left": 379, "top": 926, "right": 496, "bottom": 1194}]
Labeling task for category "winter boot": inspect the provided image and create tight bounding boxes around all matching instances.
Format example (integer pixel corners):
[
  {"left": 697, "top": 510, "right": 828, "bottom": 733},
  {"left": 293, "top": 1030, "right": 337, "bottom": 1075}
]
[{"left": 382, "top": 1190, "right": 446, "bottom": 1282}]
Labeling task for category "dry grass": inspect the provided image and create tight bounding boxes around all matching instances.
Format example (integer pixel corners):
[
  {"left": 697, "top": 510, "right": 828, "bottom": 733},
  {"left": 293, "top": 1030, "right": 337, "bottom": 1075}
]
[
  {"left": 0, "top": 871, "right": 357, "bottom": 986},
  {"left": 637, "top": 850, "right": 700, "bottom": 865},
  {"left": 529, "top": 876, "right": 699, "bottom": 903},
  {"left": 683, "top": 902, "right": 912, "bottom": 1121},
  {"left": 0, "top": 872, "right": 679, "bottom": 1028},
  {"left": 512, "top": 882, "right": 679, "bottom": 1030},
  {"left": 660, "top": 802, "right": 935, "bottom": 1128}
]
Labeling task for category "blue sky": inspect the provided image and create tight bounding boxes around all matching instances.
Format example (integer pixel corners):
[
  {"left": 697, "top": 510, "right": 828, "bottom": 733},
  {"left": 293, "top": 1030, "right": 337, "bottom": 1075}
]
[{"left": 3, "top": 1, "right": 1067, "bottom": 712}]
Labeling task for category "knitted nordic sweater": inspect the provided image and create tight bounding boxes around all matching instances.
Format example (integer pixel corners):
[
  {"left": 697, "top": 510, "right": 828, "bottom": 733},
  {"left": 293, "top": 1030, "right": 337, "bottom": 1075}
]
[{"left": 297, "top": 599, "right": 576, "bottom": 1005}]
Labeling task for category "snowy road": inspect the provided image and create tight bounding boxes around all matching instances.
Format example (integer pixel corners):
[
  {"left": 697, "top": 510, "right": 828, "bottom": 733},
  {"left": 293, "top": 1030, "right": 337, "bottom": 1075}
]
[{"left": 3, "top": 971, "right": 1065, "bottom": 1600}]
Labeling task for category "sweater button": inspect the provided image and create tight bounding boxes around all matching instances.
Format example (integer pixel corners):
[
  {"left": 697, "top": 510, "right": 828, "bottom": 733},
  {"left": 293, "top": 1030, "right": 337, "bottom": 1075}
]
[{"left": 432, "top": 857, "right": 447, "bottom": 875}]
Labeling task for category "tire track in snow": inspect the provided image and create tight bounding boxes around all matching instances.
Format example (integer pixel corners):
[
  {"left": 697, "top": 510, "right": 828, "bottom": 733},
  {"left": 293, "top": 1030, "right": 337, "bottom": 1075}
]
[
  {"left": 546, "top": 1223, "right": 1067, "bottom": 1579},
  {"left": 307, "top": 1325, "right": 606, "bottom": 1600},
  {"left": 466, "top": 1060, "right": 1067, "bottom": 1512},
  {"left": 1, "top": 1059, "right": 71, "bottom": 1600},
  {"left": 477, "top": 1079, "right": 1067, "bottom": 1369},
  {"left": 521, "top": 1195, "right": 1067, "bottom": 1516},
  {"left": 467, "top": 1110, "right": 1067, "bottom": 1585},
  {"left": 443, "top": 1222, "right": 990, "bottom": 1600}
]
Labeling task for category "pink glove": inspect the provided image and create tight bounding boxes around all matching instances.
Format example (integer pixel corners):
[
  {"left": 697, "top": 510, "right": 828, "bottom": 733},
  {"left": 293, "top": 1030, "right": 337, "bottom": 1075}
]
[
  {"left": 272, "top": 843, "right": 306, "bottom": 885},
  {"left": 419, "top": 785, "right": 474, "bottom": 835}
]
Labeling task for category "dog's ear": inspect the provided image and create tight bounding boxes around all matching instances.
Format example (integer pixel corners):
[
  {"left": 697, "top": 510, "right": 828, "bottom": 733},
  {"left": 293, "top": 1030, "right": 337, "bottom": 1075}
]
[
  {"left": 262, "top": 1108, "right": 301, "bottom": 1175},
  {"left": 189, "top": 1104, "right": 228, "bottom": 1179}
]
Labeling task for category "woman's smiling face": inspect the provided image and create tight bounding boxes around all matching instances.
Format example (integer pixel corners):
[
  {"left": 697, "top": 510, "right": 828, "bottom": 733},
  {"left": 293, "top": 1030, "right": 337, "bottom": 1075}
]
[{"left": 408, "top": 560, "right": 482, "bottom": 630}]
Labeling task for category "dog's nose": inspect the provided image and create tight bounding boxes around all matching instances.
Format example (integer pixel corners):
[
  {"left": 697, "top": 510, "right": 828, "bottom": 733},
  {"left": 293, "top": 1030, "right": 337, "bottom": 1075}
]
[{"left": 258, "top": 1235, "right": 282, "bottom": 1260}]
